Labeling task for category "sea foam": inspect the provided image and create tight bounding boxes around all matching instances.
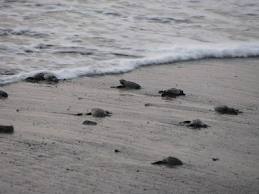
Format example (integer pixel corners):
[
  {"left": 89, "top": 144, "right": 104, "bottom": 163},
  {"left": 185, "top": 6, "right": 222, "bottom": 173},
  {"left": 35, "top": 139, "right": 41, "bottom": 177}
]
[{"left": 1, "top": 42, "right": 259, "bottom": 85}]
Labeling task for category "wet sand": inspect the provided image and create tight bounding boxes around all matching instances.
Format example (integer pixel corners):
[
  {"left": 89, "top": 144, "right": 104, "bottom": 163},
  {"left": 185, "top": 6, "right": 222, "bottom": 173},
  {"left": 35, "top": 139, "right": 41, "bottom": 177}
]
[{"left": 0, "top": 58, "right": 259, "bottom": 194}]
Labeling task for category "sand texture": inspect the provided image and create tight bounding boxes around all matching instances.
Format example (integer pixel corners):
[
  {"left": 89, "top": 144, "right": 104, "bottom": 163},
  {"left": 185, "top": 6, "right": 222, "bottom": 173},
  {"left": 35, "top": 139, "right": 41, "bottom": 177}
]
[{"left": 0, "top": 58, "right": 259, "bottom": 194}]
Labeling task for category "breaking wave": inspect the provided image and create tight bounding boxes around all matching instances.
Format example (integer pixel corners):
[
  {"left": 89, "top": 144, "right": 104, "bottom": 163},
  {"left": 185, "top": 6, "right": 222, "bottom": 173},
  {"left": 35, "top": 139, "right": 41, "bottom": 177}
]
[{"left": 1, "top": 42, "right": 259, "bottom": 85}]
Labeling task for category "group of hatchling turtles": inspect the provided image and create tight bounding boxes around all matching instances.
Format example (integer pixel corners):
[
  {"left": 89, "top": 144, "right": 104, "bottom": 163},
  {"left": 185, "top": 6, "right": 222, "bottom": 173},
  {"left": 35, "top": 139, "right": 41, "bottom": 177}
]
[
  {"left": 0, "top": 76, "right": 242, "bottom": 167},
  {"left": 84, "top": 79, "right": 242, "bottom": 167}
]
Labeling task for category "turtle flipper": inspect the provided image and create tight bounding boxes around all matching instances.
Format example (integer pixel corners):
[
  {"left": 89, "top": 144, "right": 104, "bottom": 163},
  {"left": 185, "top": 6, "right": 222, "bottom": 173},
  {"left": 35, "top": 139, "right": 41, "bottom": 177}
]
[
  {"left": 105, "top": 111, "right": 112, "bottom": 116},
  {"left": 158, "top": 90, "right": 164, "bottom": 94},
  {"left": 111, "top": 85, "right": 125, "bottom": 89},
  {"left": 152, "top": 161, "right": 166, "bottom": 165},
  {"left": 116, "top": 85, "right": 125, "bottom": 88}
]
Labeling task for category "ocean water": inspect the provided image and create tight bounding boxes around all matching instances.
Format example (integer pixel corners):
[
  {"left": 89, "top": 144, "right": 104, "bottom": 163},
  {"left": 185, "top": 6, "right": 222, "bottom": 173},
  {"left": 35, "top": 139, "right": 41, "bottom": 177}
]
[{"left": 0, "top": 0, "right": 259, "bottom": 84}]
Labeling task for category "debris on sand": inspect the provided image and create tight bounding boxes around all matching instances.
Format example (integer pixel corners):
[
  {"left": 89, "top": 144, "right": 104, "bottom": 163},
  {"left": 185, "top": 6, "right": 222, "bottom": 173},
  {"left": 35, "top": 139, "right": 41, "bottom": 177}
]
[
  {"left": 179, "top": 119, "right": 208, "bottom": 129},
  {"left": 0, "top": 125, "right": 14, "bottom": 134},
  {"left": 111, "top": 79, "right": 141, "bottom": 89},
  {"left": 86, "top": 108, "right": 112, "bottom": 118},
  {"left": 0, "top": 90, "right": 8, "bottom": 99},
  {"left": 25, "top": 72, "right": 59, "bottom": 84},
  {"left": 159, "top": 88, "right": 185, "bottom": 97},
  {"left": 215, "top": 105, "right": 242, "bottom": 115},
  {"left": 114, "top": 149, "right": 120, "bottom": 153},
  {"left": 152, "top": 156, "right": 183, "bottom": 168},
  {"left": 82, "top": 120, "right": 97, "bottom": 126}
]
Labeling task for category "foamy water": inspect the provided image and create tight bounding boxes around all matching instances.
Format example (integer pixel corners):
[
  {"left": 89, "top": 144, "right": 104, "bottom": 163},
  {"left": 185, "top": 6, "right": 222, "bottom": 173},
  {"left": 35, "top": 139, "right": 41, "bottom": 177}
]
[{"left": 0, "top": 0, "right": 259, "bottom": 84}]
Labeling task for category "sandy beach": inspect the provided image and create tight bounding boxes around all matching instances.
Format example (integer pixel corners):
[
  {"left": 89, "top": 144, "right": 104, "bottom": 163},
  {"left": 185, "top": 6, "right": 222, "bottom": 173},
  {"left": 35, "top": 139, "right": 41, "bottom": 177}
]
[{"left": 0, "top": 58, "right": 259, "bottom": 194}]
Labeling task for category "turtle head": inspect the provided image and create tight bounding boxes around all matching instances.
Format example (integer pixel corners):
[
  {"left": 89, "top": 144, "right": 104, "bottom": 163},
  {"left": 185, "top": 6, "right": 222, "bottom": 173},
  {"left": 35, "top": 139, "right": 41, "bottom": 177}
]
[
  {"left": 158, "top": 90, "right": 164, "bottom": 94},
  {"left": 179, "top": 90, "right": 186, "bottom": 95},
  {"left": 119, "top": 79, "right": 126, "bottom": 84}
]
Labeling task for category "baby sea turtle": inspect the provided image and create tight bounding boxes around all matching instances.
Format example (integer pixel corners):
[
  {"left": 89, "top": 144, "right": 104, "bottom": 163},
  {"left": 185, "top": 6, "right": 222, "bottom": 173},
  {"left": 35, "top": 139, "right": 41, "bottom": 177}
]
[
  {"left": 82, "top": 120, "right": 97, "bottom": 126},
  {"left": 25, "top": 72, "right": 59, "bottom": 83},
  {"left": 214, "top": 105, "right": 242, "bottom": 115},
  {"left": 152, "top": 156, "right": 183, "bottom": 168},
  {"left": 0, "top": 90, "right": 8, "bottom": 99},
  {"left": 179, "top": 119, "right": 208, "bottom": 129},
  {"left": 86, "top": 108, "right": 112, "bottom": 118},
  {"left": 159, "top": 88, "right": 185, "bottom": 97},
  {"left": 0, "top": 125, "right": 14, "bottom": 134},
  {"left": 112, "top": 79, "right": 141, "bottom": 89}
]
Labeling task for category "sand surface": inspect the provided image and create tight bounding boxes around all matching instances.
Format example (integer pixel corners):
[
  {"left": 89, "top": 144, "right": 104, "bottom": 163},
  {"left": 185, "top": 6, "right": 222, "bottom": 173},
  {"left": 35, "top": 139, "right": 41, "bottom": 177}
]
[{"left": 0, "top": 58, "right": 259, "bottom": 194}]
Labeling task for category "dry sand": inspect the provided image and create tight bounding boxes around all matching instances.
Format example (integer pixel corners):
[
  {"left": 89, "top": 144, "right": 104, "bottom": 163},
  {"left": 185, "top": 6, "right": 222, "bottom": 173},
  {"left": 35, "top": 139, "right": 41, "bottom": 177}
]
[{"left": 0, "top": 58, "right": 259, "bottom": 194}]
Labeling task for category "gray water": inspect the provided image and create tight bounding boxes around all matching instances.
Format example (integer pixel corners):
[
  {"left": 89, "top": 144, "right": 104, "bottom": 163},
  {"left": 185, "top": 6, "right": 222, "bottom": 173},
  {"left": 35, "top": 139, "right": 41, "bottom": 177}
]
[{"left": 0, "top": 0, "right": 259, "bottom": 84}]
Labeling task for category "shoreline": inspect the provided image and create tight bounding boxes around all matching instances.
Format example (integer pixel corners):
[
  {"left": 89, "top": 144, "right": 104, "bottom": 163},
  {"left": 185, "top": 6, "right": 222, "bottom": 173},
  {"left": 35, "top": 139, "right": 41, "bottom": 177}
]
[{"left": 0, "top": 58, "right": 259, "bottom": 193}]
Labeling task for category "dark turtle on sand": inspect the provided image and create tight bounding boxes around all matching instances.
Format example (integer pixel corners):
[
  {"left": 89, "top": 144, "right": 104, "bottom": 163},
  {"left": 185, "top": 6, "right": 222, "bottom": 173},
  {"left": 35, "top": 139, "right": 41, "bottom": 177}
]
[
  {"left": 112, "top": 79, "right": 141, "bottom": 89},
  {"left": 215, "top": 105, "right": 242, "bottom": 115},
  {"left": 0, "top": 90, "right": 8, "bottom": 99},
  {"left": 152, "top": 156, "right": 183, "bottom": 168},
  {"left": 86, "top": 108, "right": 112, "bottom": 118},
  {"left": 179, "top": 119, "right": 208, "bottom": 129},
  {"left": 25, "top": 72, "right": 59, "bottom": 83},
  {"left": 159, "top": 88, "right": 185, "bottom": 97},
  {"left": 0, "top": 125, "right": 14, "bottom": 134},
  {"left": 82, "top": 120, "right": 97, "bottom": 126}
]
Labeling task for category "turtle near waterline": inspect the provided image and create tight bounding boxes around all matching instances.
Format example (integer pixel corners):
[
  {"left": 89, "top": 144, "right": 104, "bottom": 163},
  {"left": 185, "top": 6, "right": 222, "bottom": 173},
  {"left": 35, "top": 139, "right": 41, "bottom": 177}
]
[
  {"left": 0, "top": 90, "right": 8, "bottom": 99},
  {"left": 159, "top": 88, "right": 185, "bottom": 97},
  {"left": 111, "top": 79, "right": 141, "bottom": 89}
]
